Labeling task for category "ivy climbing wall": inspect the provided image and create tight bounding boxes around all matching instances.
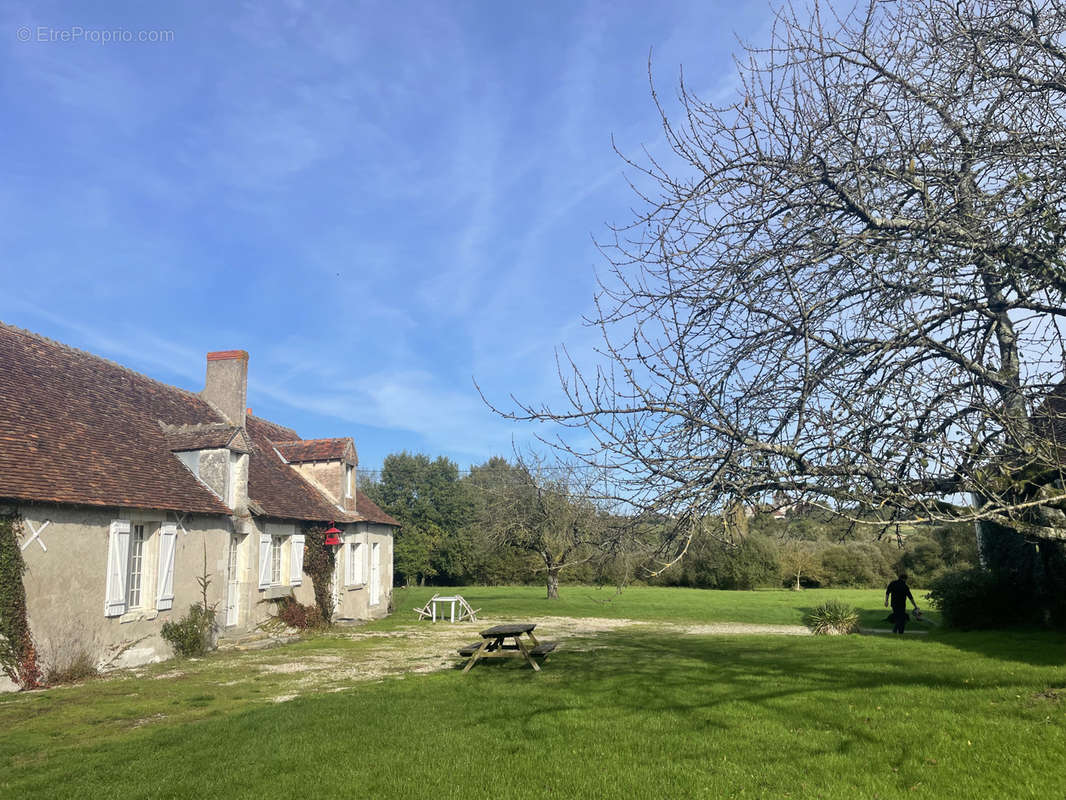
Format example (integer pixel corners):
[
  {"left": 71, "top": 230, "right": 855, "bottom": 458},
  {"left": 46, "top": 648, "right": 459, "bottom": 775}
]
[{"left": 0, "top": 512, "right": 40, "bottom": 688}]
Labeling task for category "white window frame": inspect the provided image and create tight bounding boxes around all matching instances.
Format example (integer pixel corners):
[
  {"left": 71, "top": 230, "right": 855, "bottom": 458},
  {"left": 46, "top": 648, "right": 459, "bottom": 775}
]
[
  {"left": 106, "top": 516, "right": 163, "bottom": 619},
  {"left": 346, "top": 539, "right": 364, "bottom": 587},
  {"left": 345, "top": 464, "right": 354, "bottom": 498},
  {"left": 270, "top": 536, "right": 283, "bottom": 586},
  {"left": 259, "top": 523, "right": 295, "bottom": 592},
  {"left": 126, "top": 523, "right": 147, "bottom": 609}
]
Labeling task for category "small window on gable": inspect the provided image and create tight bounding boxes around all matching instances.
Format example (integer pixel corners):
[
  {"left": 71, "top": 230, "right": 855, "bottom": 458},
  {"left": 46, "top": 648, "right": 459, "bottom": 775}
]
[{"left": 345, "top": 464, "right": 354, "bottom": 498}]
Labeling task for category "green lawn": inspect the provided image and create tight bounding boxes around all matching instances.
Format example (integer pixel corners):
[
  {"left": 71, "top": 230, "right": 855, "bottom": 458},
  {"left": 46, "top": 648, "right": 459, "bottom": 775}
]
[
  {"left": 391, "top": 584, "right": 938, "bottom": 630},
  {"left": 1, "top": 588, "right": 1063, "bottom": 799}
]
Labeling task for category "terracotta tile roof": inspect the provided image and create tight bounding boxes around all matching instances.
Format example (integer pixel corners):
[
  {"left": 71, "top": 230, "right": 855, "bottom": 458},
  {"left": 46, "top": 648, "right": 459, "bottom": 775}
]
[
  {"left": 163, "top": 423, "right": 250, "bottom": 453},
  {"left": 245, "top": 416, "right": 355, "bottom": 523},
  {"left": 0, "top": 321, "right": 398, "bottom": 530},
  {"left": 274, "top": 438, "right": 356, "bottom": 464},
  {"left": 245, "top": 422, "right": 397, "bottom": 527},
  {"left": 247, "top": 415, "right": 299, "bottom": 443},
  {"left": 355, "top": 489, "right": 401, "bottom": 527},
  {"left": 0, "top": 323, "right": 231, "bottom": 514}
]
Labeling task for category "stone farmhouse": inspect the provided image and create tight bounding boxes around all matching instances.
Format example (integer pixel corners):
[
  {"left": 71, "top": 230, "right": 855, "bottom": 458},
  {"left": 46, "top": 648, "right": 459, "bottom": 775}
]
[{"left": 0, "top": 323, "right": 397, "bottom": 677}]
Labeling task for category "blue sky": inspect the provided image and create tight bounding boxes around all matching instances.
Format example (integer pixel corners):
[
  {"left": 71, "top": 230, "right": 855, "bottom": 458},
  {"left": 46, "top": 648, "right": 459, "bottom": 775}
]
[{"left": 0, "top": 0, "right": 769, "bottom": 474}]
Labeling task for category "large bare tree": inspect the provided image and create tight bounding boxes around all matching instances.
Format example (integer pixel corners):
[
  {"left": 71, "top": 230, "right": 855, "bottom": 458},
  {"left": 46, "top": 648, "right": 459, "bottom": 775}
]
[
  {"left": 504, "top": 0, "right": 1066, "bottom": 554},
  {"left": 469, "top": 455, "right": 608, "bottom": 598}
]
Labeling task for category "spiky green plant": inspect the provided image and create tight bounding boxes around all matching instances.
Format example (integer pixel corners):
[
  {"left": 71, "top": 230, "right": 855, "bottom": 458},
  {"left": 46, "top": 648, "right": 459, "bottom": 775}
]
[{"left": 804, "top": 599, "right": 860, "bottom": 635}]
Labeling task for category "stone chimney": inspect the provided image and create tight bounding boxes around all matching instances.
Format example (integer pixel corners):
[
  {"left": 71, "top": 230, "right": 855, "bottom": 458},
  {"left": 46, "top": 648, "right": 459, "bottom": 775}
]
[{"left": 202, "top": 350, "right": 249, "bottom": 427}]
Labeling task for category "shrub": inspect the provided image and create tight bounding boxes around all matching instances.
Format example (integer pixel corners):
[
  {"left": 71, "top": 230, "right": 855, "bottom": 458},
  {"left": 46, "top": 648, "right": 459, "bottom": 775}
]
[
  {"left": 275, "top": 597, "right": 325, "bottom": 630},
  {"left": 44, "top": 649, "right": 99, "bottom": 686},
  {"left": 804, "top": 600, "right": 860, "bottom": 635},
  {"left": 925, "top": 567, "right": 1030, "bottom": 629},
  {"left": 720, "top": 535, "right": 781, "bottom": 589},
  {"left": 39, "top": 627, "right": 100, "bottom": 686},
  {"left": 660, "top": 534, "right": 781, "bottom": 590},
  {"left": 977, "top": 522, "right": 1066, "bottom": 628},
  {"left": 819, "top": 544, "right": 891, "bottom": 588},
  {"left": 930, "top": 523, "right": 980, "bottom": 568},
  {"left": 161, "top": 603, "right": 215, "bottom": 657},
  {"left": 893, "top": 535, "right": 945, "bottom": 586}
]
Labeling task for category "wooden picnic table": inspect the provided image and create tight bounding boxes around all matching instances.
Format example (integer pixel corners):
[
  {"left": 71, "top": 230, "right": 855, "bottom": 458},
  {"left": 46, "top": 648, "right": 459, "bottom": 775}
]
[{"left": 458, "top": 623, "right": 557, "bottom": 673}]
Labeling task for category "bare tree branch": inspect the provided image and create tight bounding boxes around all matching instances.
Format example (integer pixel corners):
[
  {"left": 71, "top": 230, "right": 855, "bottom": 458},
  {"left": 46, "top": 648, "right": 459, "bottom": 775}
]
[{"left": 490, "top": 0, "right": 1066, "bottom": 556}]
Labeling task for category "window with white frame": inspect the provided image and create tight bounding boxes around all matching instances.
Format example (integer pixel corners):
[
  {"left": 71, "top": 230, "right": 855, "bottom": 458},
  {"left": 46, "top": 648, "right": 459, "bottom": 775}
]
[
  {"left": 258, "top": 523, "right": 302, "bottom": 591},
  {"left": 126, "top": 524, "right": 146, "bottom": 608},
  {"left": 270, "top": 536, "right": 283, "bottom": 586},
  {"left": 345, "top": 464, "right": 354, "bottom": 498},
  {"left": 105, "top": 519, "right": 176, "bottom": 617},
  {"left": 346, "top": 539, "right": 363, "bottom": 586}
]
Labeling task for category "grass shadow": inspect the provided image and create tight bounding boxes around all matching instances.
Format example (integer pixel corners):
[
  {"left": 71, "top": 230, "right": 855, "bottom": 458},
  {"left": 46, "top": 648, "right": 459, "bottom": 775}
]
[{"left": 925, "top": 627, "right": 1066, "bottom": 667}]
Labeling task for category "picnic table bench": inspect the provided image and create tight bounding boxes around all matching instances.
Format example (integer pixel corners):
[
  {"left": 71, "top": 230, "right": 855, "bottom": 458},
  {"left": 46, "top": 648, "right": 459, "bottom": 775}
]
[
  {"left": 457, "top": 623, "right": 557, "bottom": 672},
  {"left": 457, "top": 640, "right": 558, "bottom": 657}
]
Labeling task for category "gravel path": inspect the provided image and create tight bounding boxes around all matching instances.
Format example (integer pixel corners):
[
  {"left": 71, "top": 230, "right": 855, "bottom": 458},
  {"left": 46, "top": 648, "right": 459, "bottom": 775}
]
[
  {"left": 239, "top": 615, "right": 810, "bottom": 702},
  {"left": 92, "top": 614, "right": 816, "bottom": 707}
]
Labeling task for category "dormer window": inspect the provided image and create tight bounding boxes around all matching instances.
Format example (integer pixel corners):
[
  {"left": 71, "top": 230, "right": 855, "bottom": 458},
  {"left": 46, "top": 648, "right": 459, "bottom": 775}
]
[
  {"left": 271, "top": 437, "right": 358, "bottom": 504},
  {"left": 163, "top": 423, "right": 251, "bottom": 510}
]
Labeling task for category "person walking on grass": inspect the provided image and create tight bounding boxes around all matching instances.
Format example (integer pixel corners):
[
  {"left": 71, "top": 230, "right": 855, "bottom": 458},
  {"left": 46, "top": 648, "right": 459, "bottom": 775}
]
[{"left": 885, "top": 573, "right": 920, "bottom": 634}]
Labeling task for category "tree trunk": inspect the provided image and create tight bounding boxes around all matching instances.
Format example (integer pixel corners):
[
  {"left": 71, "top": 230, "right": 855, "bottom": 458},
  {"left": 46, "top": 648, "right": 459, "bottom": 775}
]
[
  {"left": 794, "top": 571, "right": 802, "bottom": 591},
  {"left": 418, "top": 574, "right": 425, "bottom": 587},
  {"left": 546, "top": 569, "right": 560, "bottom": 599}
]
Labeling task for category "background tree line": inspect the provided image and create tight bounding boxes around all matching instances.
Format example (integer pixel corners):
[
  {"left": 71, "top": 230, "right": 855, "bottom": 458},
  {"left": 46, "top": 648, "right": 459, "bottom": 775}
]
[
  {"left": 362, "top": 451, "right": 981, "bottom": 594},
  {"left": 362, "top": 452, "right": 621, "bottom": 597}
]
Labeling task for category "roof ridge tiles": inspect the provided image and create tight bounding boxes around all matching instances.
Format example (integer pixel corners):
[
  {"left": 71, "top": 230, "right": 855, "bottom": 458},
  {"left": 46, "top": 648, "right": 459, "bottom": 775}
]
[
  {"left": 272, "top": 436, "right": 350, "bottom": 445},
  {"left": 247, "top": 414, "right": 300, "bottom": 442},
  {"left": 159, "top": 421, "right": 237, "bottom": 434}
]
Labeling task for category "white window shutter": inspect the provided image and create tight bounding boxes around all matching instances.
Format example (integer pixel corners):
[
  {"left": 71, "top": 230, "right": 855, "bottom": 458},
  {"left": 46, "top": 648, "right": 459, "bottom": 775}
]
[
  {"left": 156, "top": 522, "right": 178, "bottom": 611},
  {"left": 290, "top": 534, "right": 305, "bottom": 586},
  {"left": 105, "top": 520, "right": 131, "bottom": 616},
  {"left": 258, "top": 533, "right": 272, "bottom": 589}
]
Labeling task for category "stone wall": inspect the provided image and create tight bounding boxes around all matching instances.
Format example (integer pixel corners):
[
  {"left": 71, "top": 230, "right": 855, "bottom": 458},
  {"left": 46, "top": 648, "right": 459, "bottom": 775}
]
[{"left": 18, "top": 503, "right": 232, "bottom": 674}]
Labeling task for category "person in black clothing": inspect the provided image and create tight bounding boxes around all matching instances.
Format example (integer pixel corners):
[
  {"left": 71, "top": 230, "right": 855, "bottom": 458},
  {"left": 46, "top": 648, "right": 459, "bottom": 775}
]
[{"left": 885, "top": 573, "right": 919, "bottom": 634}]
